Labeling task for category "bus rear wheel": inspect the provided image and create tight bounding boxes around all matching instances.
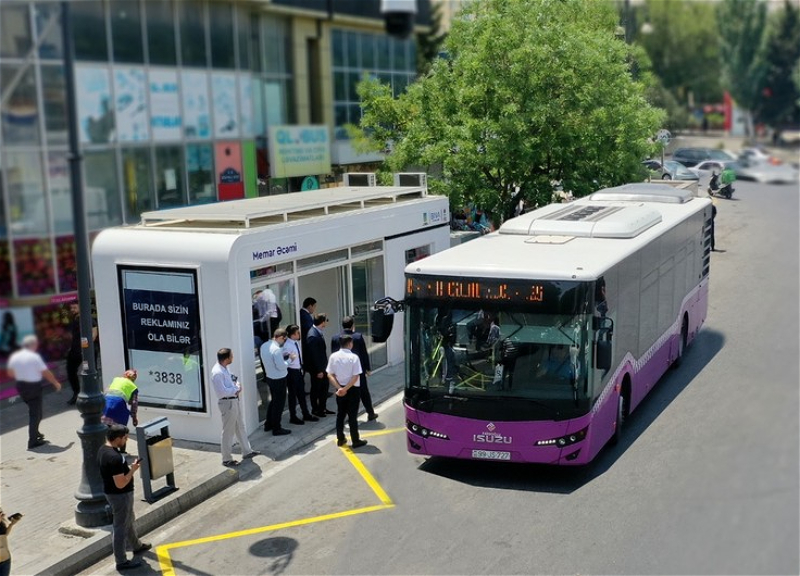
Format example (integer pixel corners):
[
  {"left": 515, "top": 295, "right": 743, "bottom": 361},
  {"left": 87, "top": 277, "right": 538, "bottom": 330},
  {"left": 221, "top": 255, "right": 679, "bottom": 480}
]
[{"left": 672, "top": 317, "right": 688, "bottom": 369}]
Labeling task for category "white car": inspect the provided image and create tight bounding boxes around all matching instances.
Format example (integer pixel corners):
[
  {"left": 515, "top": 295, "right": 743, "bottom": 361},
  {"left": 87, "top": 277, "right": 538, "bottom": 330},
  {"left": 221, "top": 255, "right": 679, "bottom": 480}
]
[
  {"left": 690, "top": 160, "right": 737, "bottom": 186},
  {"left": 736, "top": 161, "right": 799, "bottom": 184}
]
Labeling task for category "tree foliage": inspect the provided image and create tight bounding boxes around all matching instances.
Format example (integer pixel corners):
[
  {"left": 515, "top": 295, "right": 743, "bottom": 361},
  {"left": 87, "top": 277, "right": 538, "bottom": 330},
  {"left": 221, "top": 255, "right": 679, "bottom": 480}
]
[
  {"left": 756, "top": 0, "right": 800, "bottom": 127},
  {"left": 354, "top": 0, "right": 664, "bottom": 223},
  {"left": 636, "top": 0, "right": 723, "bottom": 106},
  {"left": 717, "top": 0, "right": 768, "bottom": 114}
]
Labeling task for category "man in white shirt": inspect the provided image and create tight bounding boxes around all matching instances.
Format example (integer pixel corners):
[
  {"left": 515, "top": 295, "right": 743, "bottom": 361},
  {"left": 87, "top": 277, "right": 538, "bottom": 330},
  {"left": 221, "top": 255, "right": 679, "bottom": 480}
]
[
  {"left": 326, "top": 335, "right": 367, "bottom": 449},
  {"left": 284, "top": 324, "right": 317, "bottom": 425},
  {"left": 211, "top": 348, "right": 260, "bottom": 467},
  {"left": 7, "top": 335, "right": 62, "bottom": 449},
  {"left": 259, "top": 329, "right": 293, "bottom": 436}
]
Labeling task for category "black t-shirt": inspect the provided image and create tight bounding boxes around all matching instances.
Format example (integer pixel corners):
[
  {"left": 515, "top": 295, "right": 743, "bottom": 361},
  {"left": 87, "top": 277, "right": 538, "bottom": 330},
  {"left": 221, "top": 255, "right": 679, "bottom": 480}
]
[
  {"left": 97, "top": 445, "right": 133, "bottom": 494},
  {"left": 69, "top": 317, "right": 81, "bottom": 357}
]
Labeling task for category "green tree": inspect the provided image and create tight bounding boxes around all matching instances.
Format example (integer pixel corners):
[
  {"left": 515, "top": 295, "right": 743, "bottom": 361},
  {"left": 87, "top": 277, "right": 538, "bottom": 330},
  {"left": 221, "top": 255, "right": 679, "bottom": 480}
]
[
  {"left": 353, "top": 0, "right": 663, "bottom": 222},
  {"left": 717, "top": 0, "right": 768, "bottom": 135},
  {"left": 635, "top": 0, "right": 723, "bottom": 107},
  {"left": 756, "top": 0, "right": 800, "bottom": 127}
]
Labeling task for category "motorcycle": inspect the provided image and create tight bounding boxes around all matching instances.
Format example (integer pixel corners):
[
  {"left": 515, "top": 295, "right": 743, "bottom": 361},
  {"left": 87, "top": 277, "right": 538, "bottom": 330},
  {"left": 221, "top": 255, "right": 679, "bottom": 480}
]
[{"left": 708, "top": 172, "right": 734, "bottom": 199}]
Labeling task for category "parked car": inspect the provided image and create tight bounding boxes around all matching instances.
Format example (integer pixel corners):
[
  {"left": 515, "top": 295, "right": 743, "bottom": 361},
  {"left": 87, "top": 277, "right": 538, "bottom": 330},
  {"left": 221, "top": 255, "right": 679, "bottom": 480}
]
[
  {"left": 642, "top": 159, "right": 699, "bottom": 181},
  {"left": 738, "top": 146, "right": 783, "bottom": 167},
  {"left": 672, "top": 147, "right": 737, "bottom": 167}
]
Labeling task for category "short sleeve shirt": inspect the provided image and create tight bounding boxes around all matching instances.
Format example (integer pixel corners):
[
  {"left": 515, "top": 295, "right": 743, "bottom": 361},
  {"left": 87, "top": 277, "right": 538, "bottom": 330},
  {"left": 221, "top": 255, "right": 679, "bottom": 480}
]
[
  {"left": 326, "top": 349, "right": 362, "bottom": 387},
  {"left": 8, "top": 348, "right": 48, "bottom": 382},
  {"left": 98, "top": 444, "right": 133, "bottom": 494}
]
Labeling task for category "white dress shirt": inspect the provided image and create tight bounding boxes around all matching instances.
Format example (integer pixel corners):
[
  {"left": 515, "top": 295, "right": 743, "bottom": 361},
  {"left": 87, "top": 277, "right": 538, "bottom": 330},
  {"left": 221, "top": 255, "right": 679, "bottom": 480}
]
[{"left": 326, "top": 348, "right": 362, "bottom": 387}]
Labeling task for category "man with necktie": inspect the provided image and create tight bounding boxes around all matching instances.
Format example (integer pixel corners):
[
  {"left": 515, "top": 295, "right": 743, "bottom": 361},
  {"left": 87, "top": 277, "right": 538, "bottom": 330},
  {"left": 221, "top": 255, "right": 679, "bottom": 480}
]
[{"left": 285, "top": 324, "right": 317, "bottom": 424}]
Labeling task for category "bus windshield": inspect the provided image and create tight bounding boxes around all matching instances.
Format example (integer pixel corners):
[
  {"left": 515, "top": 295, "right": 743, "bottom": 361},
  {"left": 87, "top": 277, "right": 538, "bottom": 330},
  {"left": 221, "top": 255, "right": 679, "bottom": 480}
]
[{"left": 406, "top": 302, "right": 592, "bottom": 420}]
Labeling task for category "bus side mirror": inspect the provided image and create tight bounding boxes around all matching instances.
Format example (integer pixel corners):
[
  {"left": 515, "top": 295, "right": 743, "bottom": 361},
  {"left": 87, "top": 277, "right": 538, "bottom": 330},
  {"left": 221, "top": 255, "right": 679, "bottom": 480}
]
[
  {"left": 371, "top": 308, "right": 394, "bottom": 343},
  {"left": 595, "top": 340, "right": 612, "bottom": 371}
]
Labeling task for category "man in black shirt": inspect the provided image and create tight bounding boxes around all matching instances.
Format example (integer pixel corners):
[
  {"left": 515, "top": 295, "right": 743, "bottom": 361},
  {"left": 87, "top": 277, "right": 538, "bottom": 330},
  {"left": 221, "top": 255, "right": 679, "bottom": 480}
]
[{"left": 97, "top": 425, "right": 151, "bottom": 570}]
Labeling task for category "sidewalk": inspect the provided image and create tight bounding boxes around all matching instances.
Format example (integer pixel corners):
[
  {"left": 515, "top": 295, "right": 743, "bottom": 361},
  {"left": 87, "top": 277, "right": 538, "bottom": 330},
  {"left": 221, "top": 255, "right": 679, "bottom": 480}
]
[{"left": 0, "top": 362, "right": 404, "bottom": 576}]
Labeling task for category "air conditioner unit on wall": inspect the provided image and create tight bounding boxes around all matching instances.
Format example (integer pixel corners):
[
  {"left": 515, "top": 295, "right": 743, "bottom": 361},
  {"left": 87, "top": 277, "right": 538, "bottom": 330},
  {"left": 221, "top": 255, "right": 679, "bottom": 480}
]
[
  {"left": 393, "top": 173, "right": 427, "bottom": 189},
  {"left": 343, "top": 173, "right": 377, "bottom": 187}
]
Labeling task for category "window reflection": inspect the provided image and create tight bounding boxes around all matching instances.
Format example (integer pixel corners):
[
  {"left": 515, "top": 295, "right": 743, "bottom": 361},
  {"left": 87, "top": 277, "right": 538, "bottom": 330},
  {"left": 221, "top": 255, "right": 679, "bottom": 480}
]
[
  {"left": 155, "top": 146, "right": 185, "bottom": 208},
  {"left": 14, "top": 238, "right": 55, "bottom": 296},
  {"left": 73, "top": 1, "right": 108, "bottom": 62},
  {"left": 1, "top": 64, "right": 40, "bottom": 146},
  {"left": 111, "top": 0, "right": 144, "bottom": 64},
  {"left": 47, "top": 152, "right": 74, "bottom": 235},
  {"left": 34, "top": 3, "right": 63, "bottom": 60},
  {"left": 84, "top": 150, "right": 122, "bottom": 230},
  {"left": 0, "top": 4, "right": 32, "bottom": 58},
  {"left": 146, "top": 1, "right": 177, "bottom": 65},
  {"left": 187, "top": 144, "right": 215, "bottom": 204},
  {"left": 179, "top": 2, "right": 208, "bottom": 67},
  {"left": 41, "top": 64, "right": 67, "bottom": 145},
  {"left": 122, "top": 148, "right": 154, "bottom": 223},
  {"left": 5, "top": 151, "right": 48, "bottom": 237}
]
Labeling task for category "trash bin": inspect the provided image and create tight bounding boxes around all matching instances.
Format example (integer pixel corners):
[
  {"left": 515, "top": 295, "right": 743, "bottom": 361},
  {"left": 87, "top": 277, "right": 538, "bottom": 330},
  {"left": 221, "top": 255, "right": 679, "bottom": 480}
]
[{"left": 135, "top": 417, "right": 178, "bottom": 503}]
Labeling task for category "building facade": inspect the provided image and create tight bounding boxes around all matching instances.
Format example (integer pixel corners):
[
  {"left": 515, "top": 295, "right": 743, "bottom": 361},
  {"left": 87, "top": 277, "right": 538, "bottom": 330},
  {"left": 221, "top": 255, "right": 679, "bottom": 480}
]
[{"left": 0, "top": 0, "right": 431, "bottom": 388}]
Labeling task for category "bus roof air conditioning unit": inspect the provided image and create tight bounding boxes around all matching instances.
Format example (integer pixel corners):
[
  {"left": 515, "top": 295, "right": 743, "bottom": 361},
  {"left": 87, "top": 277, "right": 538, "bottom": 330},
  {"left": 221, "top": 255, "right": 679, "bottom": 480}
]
[
  {"left": 344, "top": 173, "right": 377, "bottom": 187},
  {"left": 393, "top": 173, "right": 427, "bottom": 189}
]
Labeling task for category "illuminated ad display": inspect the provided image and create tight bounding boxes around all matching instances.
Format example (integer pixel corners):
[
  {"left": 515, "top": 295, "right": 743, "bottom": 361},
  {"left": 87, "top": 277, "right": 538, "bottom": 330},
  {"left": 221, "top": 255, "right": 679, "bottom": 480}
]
[{"left": 118, "top": 266, "right": 205, "bottom": 412}]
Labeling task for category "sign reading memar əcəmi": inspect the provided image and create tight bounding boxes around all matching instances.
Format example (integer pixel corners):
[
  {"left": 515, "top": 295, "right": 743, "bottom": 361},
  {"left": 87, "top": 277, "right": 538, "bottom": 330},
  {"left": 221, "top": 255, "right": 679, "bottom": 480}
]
[{"left": 119, "top": 266, "right": 206, "bottom": 412}]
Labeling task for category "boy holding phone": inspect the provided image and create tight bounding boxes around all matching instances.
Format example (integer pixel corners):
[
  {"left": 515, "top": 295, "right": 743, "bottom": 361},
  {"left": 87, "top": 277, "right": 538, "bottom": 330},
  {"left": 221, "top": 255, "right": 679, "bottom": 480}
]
[{"left": 97, "top": 424, "right": 151, "bottom": 571}]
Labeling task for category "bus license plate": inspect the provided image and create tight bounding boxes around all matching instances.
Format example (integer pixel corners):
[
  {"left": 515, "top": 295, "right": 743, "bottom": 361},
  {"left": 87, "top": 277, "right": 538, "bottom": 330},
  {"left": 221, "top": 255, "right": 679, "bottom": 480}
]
[{"left": 472, "top": 449, "right": 511, "bottom": 461}]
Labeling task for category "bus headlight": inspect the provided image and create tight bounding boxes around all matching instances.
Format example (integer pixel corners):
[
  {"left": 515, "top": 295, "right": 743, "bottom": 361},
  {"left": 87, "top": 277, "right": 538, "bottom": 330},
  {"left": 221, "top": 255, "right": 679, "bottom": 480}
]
[
  {"left": 407, "top": 419, "right": 450, "bottom": 440},
  {"left": 535, "top": 427, "right": 587, "bottom": 447}
]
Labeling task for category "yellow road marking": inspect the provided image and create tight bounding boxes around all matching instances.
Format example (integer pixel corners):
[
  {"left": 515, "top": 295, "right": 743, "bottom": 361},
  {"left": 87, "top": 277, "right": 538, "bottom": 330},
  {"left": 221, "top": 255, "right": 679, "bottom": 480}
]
[
  {"left": 361, "top": 426, "right": 405, "bottom": 439},
  {"left": 157, "top": 427, "right": 403, "bottom": 575}
]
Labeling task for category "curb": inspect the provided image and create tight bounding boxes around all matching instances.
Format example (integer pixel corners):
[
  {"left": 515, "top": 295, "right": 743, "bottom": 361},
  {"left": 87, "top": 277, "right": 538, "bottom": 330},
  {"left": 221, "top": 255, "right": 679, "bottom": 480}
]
[{"left": 38, "top": 468, "right": 238, "bottom": 576}]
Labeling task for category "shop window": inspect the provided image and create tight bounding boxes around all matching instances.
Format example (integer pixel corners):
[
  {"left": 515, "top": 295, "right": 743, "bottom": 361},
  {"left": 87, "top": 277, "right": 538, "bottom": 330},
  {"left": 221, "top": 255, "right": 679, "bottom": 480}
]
[
  {"left": 155, "top": 146, "right": 186, "bottom": 208},
  {"left": 179, "top": 1, "right": 208, "bottom": 68},
  {"left": 210, "top": 1, "right": 235, "bottom": 69},
  {"left": 122, "top": 147, "right": 154, "bottom": 223},
  {"left": 56, "top": 235, "right": 77, "bottom": 293},
  {"left": 5, "top": 151, "right": 48, "bottom": 237},
  {"left": 145, "top": 1, "right": 177, "bottom": 66},
  {"left": 111, "top": 0, "right": 144, "bottom": 64},
  {"left": 0, "top": 4, "right": 32, "bottom": 58},
  {"left": 251, "top": 279, "right": 296, "bottom": 348},
  {"left": 187, "top": 144, "right": 215, "bottom": 205},
  {"left": 41, "top": 64, "right": 68, "bottom": 145},
  {"left": 1, "top": 64, "right": 41, "bottom": 147},
  {"left": 46, "top": 152, "right": 74, "bottom": 235},
  {"left": 84, "top": 150, "right": 122, "bottom": 231},
  {"left": 34, "top": 3, "right": 64, "bottom": 60},
  {"left": 73, "top": 1, "right": 109, "bottom": 62},
  {"left": 14, "top": 238, "right": 55, "bottom": 296}
]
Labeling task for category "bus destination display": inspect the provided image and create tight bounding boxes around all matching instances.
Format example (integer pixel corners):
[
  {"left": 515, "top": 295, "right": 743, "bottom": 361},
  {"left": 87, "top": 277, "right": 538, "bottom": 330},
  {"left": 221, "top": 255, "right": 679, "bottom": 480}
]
[{"left": 406, "top": 277, "right": 545, "bottom": 303}]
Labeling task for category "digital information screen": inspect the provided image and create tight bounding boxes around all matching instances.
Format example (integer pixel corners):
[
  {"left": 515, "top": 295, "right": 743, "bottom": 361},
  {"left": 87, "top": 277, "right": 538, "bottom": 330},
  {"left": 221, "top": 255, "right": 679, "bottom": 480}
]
[
  {"left": 119, "top": 266, "right": 205, "bottom": 412},
  {"left": 406, "top": 276, "right": 545, "bottom": 303}
]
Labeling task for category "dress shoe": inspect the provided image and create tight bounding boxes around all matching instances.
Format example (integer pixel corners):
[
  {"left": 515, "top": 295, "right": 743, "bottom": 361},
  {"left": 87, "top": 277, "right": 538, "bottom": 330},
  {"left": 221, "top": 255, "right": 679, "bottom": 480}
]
[
  {"left": 28, "top": 439, "right": 48, "bottom": 449},
  {"left": 272, "top": 428, "right": 291, "bottom": 436},
  {"left": 351, "top": 439, "right": 368, "bottom": 449},
  {"left": 312, "top": 411, "right": 326, "bottom": 418},
  {"left": 337, "top": 438, "right": 347, "bottom": 447},
  {"left": 324, "top": 409, "right": 336, "bottom": 415},
  {"left": 304, "top": 414, "right": 319, "bottom": 422},
  {"left": 243, "top": 451, "right": 261, "bottom": 459},
  {"left": 263, "top": 425, "right": 272, "bottom": 432},
  {"left": 222, "top": 460, "right": 240, "bottom": 467},
  {"left": 116, "top": 559, "right": 142, "bottom": 570},
  {"left": 289, "top": 417, "right": 305, "bottom": 425},
  {"left": 133, "top": 542, "right": 152, "bottom": 554},
  {"left": 37, "top": 432, "right": 45, "bottom": 440},
  {"left": 367, "top": 413, "right": 379, "bottom": 421}
]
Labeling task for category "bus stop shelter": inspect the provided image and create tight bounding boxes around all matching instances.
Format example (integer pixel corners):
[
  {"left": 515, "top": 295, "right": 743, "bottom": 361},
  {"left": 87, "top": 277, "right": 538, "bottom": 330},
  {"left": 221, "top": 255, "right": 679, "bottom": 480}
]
[{"left": 92, "top": 176, "right": 449, "bottom": 442}]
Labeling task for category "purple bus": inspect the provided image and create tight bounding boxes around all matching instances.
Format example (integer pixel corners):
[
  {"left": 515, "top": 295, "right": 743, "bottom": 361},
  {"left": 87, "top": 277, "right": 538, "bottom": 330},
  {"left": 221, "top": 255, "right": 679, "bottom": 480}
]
[{"left": 392, "top": 184, "right": 712, "bottom": 465}]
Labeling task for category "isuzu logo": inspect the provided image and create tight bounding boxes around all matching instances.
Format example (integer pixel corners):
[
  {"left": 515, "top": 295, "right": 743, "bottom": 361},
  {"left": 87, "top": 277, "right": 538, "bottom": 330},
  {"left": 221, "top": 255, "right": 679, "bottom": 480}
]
[{"left": 474, "top": 423, "right": 512, "bottom": 444}]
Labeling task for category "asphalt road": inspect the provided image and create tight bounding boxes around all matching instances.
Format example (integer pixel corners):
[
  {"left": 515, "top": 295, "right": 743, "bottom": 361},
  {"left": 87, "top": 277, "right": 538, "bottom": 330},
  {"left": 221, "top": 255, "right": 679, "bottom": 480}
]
[{"left": 81, "top": 179, "right": 799, "bottom": 576}]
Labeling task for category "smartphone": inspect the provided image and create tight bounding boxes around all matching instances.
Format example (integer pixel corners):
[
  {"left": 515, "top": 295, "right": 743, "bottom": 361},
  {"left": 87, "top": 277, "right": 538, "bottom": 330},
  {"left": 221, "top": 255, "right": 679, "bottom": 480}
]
[{"left": 9, "top": 513, "right": 22, "bottom": 521}]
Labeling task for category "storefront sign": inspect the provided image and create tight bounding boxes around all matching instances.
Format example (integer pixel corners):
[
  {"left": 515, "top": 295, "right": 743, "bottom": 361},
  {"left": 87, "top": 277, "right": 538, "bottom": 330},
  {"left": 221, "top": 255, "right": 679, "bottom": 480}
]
[
  {"left": 118, "top": 267, "right": 205, "bottom": 412},
  {"left": 149, "top": 69, "right": 181, "bottom": 141},
  {"left": 268, "top": 125, "right": 331, "bottom": 178}
]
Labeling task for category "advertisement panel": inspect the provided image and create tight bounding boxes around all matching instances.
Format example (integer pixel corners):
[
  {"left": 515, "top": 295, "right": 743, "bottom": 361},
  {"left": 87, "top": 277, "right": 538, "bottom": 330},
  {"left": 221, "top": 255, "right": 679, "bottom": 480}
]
[
  {"left": 182, "top": 71, "right": 211, "bottom": 139},
  {"left": 149, "top": 69, "right": 181, "bottom": 141},
  {"left": 268, "top": 125, "right": 331, "bottom": 179},
  {"left": 113, "top": 67, "right": 149, "bottom": 142},
  {"left": 211, "top": 73, "right": 239, "bottom": 138},
  {"left": 118, "top": 266, "right": 205, "bottom": 412},
  {"left": 75, "top": 65, "right": 114, "bottom": 144}
]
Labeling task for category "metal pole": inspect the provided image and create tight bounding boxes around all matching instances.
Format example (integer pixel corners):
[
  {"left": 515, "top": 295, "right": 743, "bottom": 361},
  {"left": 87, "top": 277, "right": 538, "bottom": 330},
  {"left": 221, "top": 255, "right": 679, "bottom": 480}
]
[{"left": 61, "top": 1, "right": 109, "bottom": 528}]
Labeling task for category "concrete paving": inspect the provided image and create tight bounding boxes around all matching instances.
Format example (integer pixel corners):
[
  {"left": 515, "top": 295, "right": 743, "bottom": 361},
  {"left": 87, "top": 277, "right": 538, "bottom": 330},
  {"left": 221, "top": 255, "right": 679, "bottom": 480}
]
[{"left": 0, "top": 363, "right": 404, "bottom": 576}]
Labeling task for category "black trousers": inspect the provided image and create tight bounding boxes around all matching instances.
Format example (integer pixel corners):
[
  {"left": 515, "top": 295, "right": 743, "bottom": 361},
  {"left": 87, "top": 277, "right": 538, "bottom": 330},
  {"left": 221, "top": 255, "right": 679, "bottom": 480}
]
[
  {"left": 335, "top": 386, "right": 361, "bottom": 443},
  {"left": 67, "top": 352, "right": 82, "bottom": 397},
  {"left": 287, "top": 368, "right": 311, "bottom": 418},
  {"left": 309, "top": 372, "right": 329, "bottom": 414},
  {"left": 16, "top": 380, "right": 43, "bottom": 445},
  {"left": 359, "top": 374, "right": 375, "bottom": 417},
  {"left": 266, "top": 377, "right": 287, "bottom": 430}
]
